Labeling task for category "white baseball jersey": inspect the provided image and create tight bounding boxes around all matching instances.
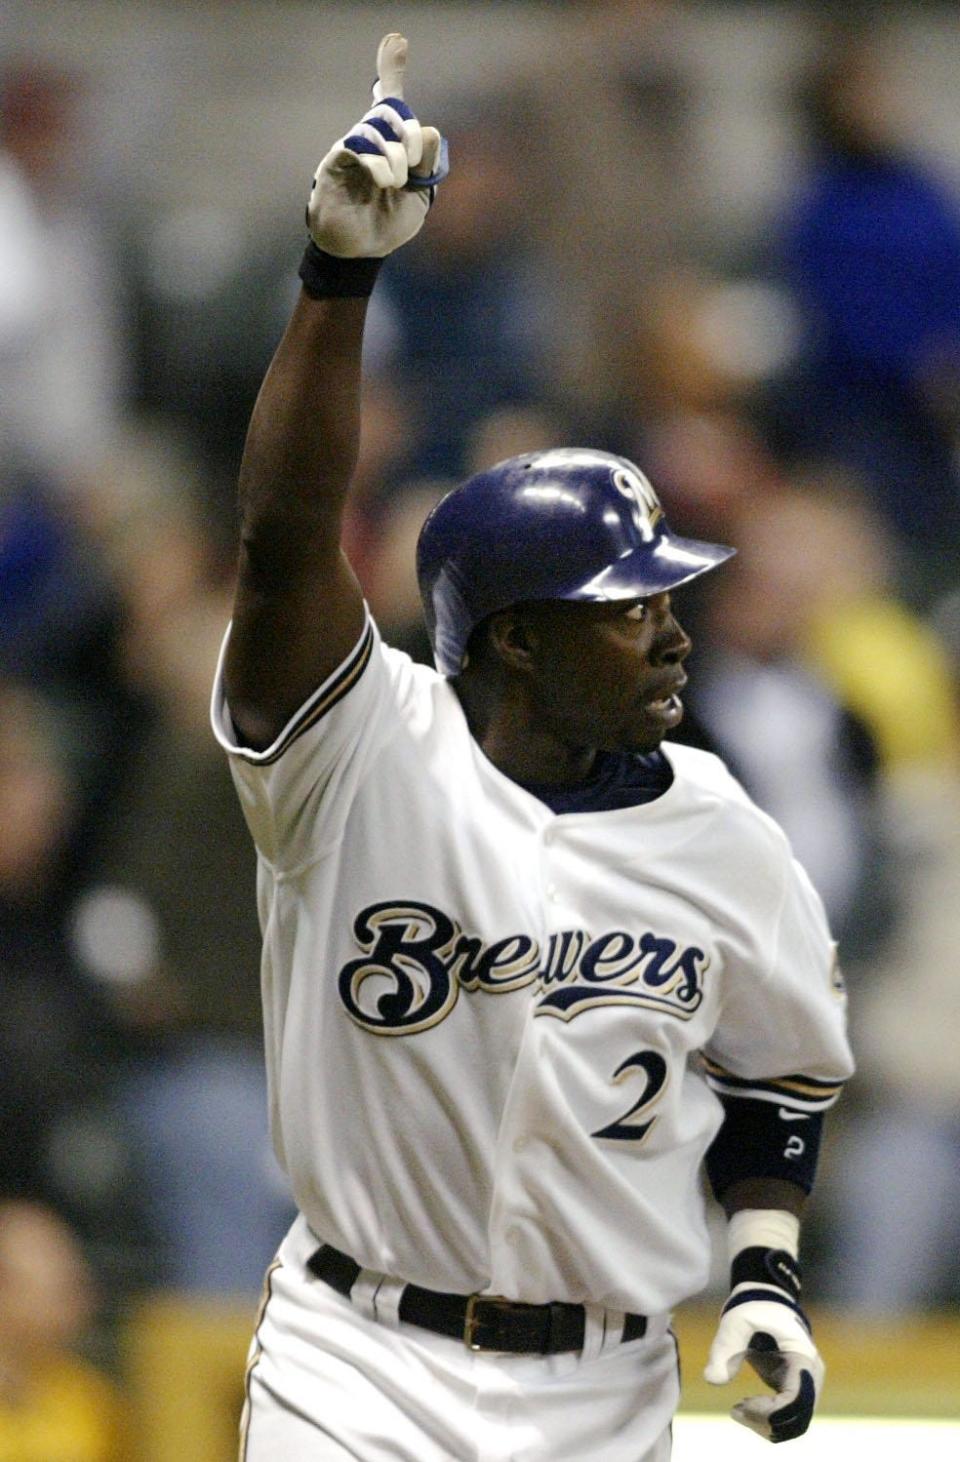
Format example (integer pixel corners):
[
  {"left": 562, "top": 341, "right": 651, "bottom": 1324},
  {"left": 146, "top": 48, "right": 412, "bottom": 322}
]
[{"left": 212, "top": 611, "right": 853, "bottom": 1318}]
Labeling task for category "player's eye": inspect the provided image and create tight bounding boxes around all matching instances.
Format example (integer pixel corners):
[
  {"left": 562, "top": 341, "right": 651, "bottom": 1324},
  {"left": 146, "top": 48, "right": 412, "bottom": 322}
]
[{"left": 624, "top": 603, "right": 647, "bottom": 622}]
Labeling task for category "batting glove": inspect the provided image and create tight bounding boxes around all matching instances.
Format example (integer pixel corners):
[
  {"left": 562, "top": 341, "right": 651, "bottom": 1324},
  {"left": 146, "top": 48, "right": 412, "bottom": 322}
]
[
  {"left": 307, "top": 32, "right": 448, "bottom": 259},
  {"left": 704, "top": 1210, "right": 824, "bottom": 1444}
]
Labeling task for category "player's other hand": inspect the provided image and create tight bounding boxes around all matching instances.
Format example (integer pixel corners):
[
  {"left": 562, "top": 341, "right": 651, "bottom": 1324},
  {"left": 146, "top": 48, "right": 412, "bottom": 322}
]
[
  {"left": 704, "top": 1253, "right": 824, "bottom": 1443},
  {"left": 307, "top": 32, "right": 448, "bottom": 259}
]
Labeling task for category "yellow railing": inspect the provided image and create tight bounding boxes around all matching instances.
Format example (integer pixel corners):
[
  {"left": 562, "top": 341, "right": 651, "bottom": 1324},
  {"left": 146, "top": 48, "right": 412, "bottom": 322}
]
[
  {"left": 122, "top": 1297, "right": 960, "bottom": 1462},
  {"left": 672, "top": 1306, "right": 960, "bottom": 1419}
]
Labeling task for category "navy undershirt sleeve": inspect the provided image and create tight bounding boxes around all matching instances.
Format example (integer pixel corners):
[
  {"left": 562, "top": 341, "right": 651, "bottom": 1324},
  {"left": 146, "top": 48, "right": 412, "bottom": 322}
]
[{"left": 706, "top": 1096, "right": 824, "bottom": 1199}]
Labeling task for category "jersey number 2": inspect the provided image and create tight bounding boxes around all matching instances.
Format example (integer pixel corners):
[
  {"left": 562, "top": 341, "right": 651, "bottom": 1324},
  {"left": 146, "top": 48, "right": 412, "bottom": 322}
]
[{"left": 592, "top": 1050, "right": 668, "bottom": 1143}]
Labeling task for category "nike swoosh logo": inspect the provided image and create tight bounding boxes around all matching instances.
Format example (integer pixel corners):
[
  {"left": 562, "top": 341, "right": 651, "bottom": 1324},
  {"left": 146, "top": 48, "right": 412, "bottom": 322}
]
[{"left": 778, "top": 1108, "right": 810, "bottom": 1121}]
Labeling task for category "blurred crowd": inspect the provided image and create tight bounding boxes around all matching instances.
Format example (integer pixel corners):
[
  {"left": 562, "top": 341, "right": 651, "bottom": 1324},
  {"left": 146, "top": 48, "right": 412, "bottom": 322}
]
[{"left": 2, "top": 2, "right": 960, "bottom": 1454}]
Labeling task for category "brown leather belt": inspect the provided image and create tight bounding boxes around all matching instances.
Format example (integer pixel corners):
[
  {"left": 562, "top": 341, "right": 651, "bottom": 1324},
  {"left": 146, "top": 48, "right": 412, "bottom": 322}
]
[{"left": 307, "top": 1243, "right": 648, "bottom": 1354}]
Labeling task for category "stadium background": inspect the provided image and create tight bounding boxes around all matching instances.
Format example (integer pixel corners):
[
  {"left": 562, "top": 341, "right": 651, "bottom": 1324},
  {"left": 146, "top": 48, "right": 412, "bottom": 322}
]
[{"left": 1, "top": 0, "right": 958, "bottom": 1455}]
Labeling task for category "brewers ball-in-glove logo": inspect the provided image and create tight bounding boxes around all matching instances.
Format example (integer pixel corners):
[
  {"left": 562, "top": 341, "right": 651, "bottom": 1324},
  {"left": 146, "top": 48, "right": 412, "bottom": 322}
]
[
  {"left": 612, "top": 465, "right": 663, "bottom": 542},
  {"left": 337, "top": 900, "right": 708, "bottom": 1035}
]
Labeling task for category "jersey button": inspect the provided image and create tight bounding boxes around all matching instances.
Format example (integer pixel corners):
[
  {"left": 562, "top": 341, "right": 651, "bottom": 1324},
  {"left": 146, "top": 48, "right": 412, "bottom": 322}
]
[
  {"left": 512, "top": 1136, "right": 527, "bottom": 1153},
  {"left": 505, "top": 1226, "right": 521, "bottom": 1247},
  {"left": 546, "top": 884, "right": 559, "bottom": 901}
]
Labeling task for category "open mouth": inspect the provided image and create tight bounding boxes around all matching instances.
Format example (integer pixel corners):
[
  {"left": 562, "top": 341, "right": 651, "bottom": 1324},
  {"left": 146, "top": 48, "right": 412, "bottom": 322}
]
[
  {"left": 646, "top": 693, "right": 680, "bottom": 714},
  {"left": 643, "top": 684, "right": 686, "bottom": 726}
]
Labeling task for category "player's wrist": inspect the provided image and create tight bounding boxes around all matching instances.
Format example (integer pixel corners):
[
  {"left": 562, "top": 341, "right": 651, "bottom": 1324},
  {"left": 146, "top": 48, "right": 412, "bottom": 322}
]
[
  {"left": 299, "top": 241, "right": 383, "bottom": 299},
  {"left": 726, "top": 1207, "right": 799, "bottom": 1264},
  {"left": 722, "top": 1209, "right": 806, "bottom": 1321}
]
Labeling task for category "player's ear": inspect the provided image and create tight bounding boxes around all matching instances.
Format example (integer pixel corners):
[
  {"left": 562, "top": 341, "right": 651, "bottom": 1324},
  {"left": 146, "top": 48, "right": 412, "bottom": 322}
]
[{"left": 487, "top": 608, "right": 536, "bottom": 672}]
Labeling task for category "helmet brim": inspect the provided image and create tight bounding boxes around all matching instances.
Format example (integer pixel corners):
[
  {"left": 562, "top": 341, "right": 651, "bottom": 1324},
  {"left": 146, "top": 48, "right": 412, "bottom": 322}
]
[{"left": 574, "top": 530, "right": 735, "bottom": 600}]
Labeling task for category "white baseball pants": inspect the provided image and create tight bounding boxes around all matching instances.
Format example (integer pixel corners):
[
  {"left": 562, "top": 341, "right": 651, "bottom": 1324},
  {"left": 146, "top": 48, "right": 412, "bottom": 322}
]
[{"left": 240, "top": 1214, "right": 679, "bottom": 1461}]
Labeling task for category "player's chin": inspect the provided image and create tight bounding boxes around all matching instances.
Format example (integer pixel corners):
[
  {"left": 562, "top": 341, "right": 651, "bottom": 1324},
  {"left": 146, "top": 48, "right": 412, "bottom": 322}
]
[{"left": 628, "top": 696, "right": 684, "bottom": 751}]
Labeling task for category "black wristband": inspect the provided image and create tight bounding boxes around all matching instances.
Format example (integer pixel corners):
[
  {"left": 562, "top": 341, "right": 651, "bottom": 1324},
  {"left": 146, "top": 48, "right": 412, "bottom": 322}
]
[
  {"left": 298, "top": 240, "right": 382, "bottom": 299},
  {"left": 731, "top": 1246, "right": 802, "bottom": 1299}
]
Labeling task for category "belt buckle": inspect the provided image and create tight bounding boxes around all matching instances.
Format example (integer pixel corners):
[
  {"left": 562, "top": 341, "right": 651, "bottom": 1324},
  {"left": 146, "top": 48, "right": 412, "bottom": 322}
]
[{"left": 463, "top": 1293, "right": 516, "bottom": 1352}]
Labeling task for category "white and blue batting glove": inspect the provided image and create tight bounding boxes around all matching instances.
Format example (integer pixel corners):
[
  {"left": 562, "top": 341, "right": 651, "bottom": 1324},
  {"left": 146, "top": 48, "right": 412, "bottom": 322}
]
[
  {"left": 307, "top": 33, "right": 448, "bottom": 259},
  {"left": 704, "top": 1211, "right": 824, "bottom": 1443}
]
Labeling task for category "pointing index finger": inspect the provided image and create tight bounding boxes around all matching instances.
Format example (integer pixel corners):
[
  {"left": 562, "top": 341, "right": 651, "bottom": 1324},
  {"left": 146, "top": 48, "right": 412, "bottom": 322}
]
[{"left": 375, "top": 33, "right": 407, "bottom": 102}]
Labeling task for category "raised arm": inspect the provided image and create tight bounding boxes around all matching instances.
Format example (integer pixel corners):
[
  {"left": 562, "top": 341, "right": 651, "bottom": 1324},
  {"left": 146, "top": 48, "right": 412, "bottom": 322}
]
[{"left": 224, "top": 35, "right": 446, "bottom": 748}]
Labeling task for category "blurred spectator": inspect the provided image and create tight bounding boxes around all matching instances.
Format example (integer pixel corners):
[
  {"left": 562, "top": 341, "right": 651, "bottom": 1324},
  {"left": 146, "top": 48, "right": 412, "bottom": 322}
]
[
  {"left": 772, "top": 473, "right": 960, "bottom": 1313},
  {"left": 596, "top": 268, "right": 805, "bottom": 561},
  {"left": 828, "top": 769, "right": 960, "bottom": 1311},
  {"left": 770, "top": 24, "right": 960, "bottom": 596},
  {"left": 0, "top": 462, "right": 142, "bottom": 878},
  {"left": 129, "top": 221, "right": 291, "bottom": 532},
  {"left": 678, "top": 481, "right": 883, "bottom": 942},
  {"left": 0, "top": 1200, "right": 129, "bottom": 1461},
  {"left": 701, "top": 459, "right": 960, "bottom": 777},
  {"left": 0, "top": 62, "right": 127, "bottom": 481},
  {"left": 369, "top": 117, "right": 556, "bottom": 480},
  {"left": 644, "top": 405, "right": 786, "bottom": 548},
  {"left": 612, "top": 270, "right": 758, "bottom": 440},
  {"left": 1, "top": 419, "right": 292, "bottom": 1294},
  {"left": 509, "top": 0, "right": 692, "bottom": 415},
  {"left": 796, "top": 467, "right": 960, "bottom": 775},
  {"left": 79, "top": 425, "right": 294, "bottom": 1294},
  {"left": 0, "top": 680, "right": 127, "bottom": 1210}
]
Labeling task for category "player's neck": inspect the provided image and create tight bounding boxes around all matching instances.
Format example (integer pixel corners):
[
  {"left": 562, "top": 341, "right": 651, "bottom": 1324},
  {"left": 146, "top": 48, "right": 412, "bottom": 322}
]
[{"left": 453, "top": 676, "right": 597, "bottom": 787}]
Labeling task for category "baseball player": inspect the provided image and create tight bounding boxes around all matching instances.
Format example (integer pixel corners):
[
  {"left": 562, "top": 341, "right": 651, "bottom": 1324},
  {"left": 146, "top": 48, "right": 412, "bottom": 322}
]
[{"left": 212, "top": 35, "right": 854, "bottom": 1461}]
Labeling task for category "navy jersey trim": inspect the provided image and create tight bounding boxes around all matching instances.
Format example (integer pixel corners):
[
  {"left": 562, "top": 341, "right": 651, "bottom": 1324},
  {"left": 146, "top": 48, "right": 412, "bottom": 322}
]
[
  {"left": 702, "top": 1058, "right": 845, "bottom": 1113},
  {"left": 233, "top": 620, "right": 375, "bottom": 766}
]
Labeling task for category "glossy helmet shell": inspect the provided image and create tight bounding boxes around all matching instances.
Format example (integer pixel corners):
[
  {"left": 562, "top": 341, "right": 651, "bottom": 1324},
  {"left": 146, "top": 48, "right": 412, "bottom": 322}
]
[{"left": 416, "top": 448, "right": 735, "bottom": 675}]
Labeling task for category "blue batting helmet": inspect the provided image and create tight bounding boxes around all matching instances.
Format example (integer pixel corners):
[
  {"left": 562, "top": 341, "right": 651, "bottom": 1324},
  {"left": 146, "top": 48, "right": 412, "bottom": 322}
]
[{"left": 416, "top": 448, "right": 735, "bottom": 676}]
